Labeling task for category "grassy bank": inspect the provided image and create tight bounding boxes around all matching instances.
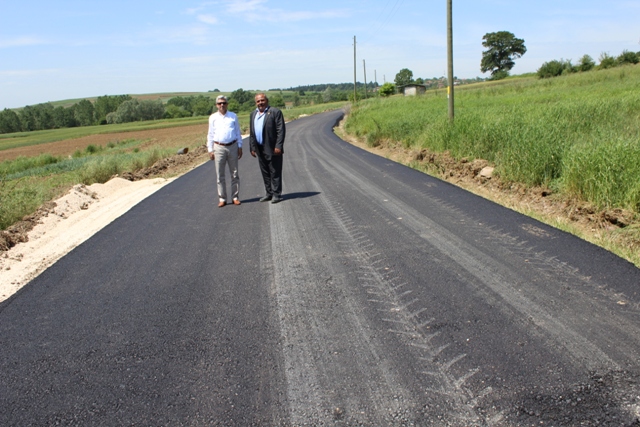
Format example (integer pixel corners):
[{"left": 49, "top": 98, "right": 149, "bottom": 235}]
[
  {"left": 345, "top": 66, "right": 640, "bottom": 213},
  {"left": 0, "top": 142, "right": 174, "bottom": 230}
]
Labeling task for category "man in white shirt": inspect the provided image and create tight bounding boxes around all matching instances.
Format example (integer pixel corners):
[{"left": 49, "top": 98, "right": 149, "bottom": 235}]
[{"left": 207, "top": 95, "right": 243, "bottom": 207}]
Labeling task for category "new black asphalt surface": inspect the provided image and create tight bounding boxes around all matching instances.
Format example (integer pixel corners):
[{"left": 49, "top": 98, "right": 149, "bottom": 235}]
[{"left": 1, "top": 110, "right": 639, "bottom": 426}]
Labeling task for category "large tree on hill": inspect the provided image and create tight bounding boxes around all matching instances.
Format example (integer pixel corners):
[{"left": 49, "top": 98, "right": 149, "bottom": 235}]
[
  {"left": 394, "top": 68, "right": 414, "bottom": 87},
  {"left": 480, "top": 31, "right": 526, "bottom": 80}
]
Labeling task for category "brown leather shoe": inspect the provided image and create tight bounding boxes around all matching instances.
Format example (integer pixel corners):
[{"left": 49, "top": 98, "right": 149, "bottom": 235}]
[
  {"left": 232, "top": 199, "right": 241, "bottom": 205},
  {"left": 218, "top": 201, "right": 226, "bottom": 207}
]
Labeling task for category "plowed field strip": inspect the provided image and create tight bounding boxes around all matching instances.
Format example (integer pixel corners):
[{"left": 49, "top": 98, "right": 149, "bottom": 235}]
[{"left": 0, "top": 123, "right": 208, "bottom": 162}]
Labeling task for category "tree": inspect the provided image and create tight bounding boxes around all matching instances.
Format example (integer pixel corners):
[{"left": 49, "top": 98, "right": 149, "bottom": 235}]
[
  {"left": 378, "top": 82, "right": 396, "bottom": 97},
  {"left": 292, "top": 93, "right": 301, "bottom": 107},
  {"left": 537, "top": 59, "right": 572, "bottom": 79},
  {"left": 270, "top": 94, "right": 285, "bottom": 108},
  {"left": 94, "top": 95, "right": 132, "bottom": 124},
  {"left": 19, "top": 105, "right": 38, "bottom": 131},
  {"left": 52, "top": 106, "right": 77, "bottom": 128},
  {"left": 322, "top": 87, "right": 334, "bottom": 103},
  {"left": 192, "top": 96, "right": 214, "bottom": 116},
  {"left": 578, "top": 54, "right": 596, "bottom": 72},
  {"left": 165, "top": 104, "right": 191, "bottom": 119},
  {"left": 74, "top": 99, "right": 96, "bottom": 126},
  {"left": 394, "top": 68, "right": 414, "bottom": 87},
  {"left": 598, "top": 52, "right": 616, "bottom": 69},
  {"left": 480, "top": 31, "right": 527, "bottom": 79},
  {"left": 0, "top": 108, "right": 22, "bottom": 134},
  {"left": 617, "top": 50, "right": 639, "bottom": 65}
]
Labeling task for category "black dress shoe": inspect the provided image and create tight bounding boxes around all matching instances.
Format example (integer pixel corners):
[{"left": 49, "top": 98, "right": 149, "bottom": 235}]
[
  {"left": 259, "top": 195, "right": 272, "bottom": 202},
  {"left": 271, "top": 196, "right": 282, "bottom": 204}
]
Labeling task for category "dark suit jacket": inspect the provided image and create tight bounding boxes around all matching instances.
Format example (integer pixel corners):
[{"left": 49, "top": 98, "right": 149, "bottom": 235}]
[{"left": 249, "top": 106, "right": 286, "bottom": 159}]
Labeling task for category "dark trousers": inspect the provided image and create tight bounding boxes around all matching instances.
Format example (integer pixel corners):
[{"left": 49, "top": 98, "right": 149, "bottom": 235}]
[{"left": 257, "top": 147, "right": 283, "bottom": 197}]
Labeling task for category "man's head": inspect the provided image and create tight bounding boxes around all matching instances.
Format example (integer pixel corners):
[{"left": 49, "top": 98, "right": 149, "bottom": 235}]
[
  {"left": 216, "top": 95, "right": 228, "bottom": 114},
  {"left": 255, "top": 93, "right": 269, "bottom": 113}
]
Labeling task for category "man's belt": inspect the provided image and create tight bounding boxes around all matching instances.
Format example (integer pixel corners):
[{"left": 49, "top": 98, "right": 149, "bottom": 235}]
[{"left": 214, "top": 140, "right": 237, "bottom": 146}]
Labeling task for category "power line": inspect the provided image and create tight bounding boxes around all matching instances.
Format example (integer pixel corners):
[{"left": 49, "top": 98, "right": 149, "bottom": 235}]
[{"left": 360, "top": 0, "right": 405, "bottom": 45}]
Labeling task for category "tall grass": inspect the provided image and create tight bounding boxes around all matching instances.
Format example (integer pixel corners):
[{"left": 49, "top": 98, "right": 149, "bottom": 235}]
[{"left": 345, "top": 65, "right": 640, "bottom": 212}]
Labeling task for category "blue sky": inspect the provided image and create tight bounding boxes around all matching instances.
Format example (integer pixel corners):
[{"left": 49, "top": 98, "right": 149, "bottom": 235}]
[{"left": 1, "top": 0, "right": 638, "bottom": 109}]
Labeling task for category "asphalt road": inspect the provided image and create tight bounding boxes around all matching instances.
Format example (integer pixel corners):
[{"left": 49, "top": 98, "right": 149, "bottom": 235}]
[{"left": 1, "top": 110, "right": 639, "bottom": 426}]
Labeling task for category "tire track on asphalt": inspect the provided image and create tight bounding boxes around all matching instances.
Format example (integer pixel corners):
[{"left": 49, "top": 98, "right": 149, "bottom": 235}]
[
  {"left": 313, "top": 190, "right": 500, "bottom": 425},
  {"left": 308, "top": 142, "right": 622, "bottom": 374},
  {"left": 266, "top": 189, "right": 412, "bottom": 425},
  {"left": 263, "top": 136, "right": 492, "bottom": 424}
]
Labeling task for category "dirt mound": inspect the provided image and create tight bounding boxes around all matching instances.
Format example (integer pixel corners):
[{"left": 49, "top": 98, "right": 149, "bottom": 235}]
[
  {"left": 120, "top": 145, "right": 208, "bottom": 181},
  {"left": 0, "top": 145, "right": 208, "bottom": 253}
]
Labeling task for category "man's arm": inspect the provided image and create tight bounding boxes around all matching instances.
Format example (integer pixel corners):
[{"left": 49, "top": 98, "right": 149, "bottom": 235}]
[
  {"left": 274, "top": 109, "right": 286, "bottom": 152},
  {"left": 249, "top": 111, "right": 257, "bottom": 157},
  {"left": 233, "top": 114, "right": 243, "bottom": 159},
  {"left": 206, "top": 115, "right": 215, "bottom": 160}
]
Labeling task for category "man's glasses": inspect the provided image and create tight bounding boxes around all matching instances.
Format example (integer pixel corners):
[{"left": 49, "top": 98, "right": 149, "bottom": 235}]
[{"left": 217, "top": 102, "right": 227, "bottom": 105}]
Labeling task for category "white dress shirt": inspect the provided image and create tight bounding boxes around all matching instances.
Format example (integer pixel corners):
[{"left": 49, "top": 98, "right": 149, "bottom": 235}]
[{"left": 207, "top": 111, "right": 243, "bottom": 152}]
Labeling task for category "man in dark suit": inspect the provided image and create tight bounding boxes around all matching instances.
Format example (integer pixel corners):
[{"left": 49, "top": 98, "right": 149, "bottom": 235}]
[{"left": 249, "top": 93, "right": 286, "bottom": 203}]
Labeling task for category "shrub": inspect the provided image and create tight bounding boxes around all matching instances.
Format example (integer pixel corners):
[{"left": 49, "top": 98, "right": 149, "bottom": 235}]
[
  {"left": 379, "top": 83, "right": 396, "bottom": 97},
  {"left": 617, "top": 50, "right": 639, "bottom": 65},
  {"left": 578, "top": 54, "right": 596, "bottom": 72},
  {"left": 85, "top": 144, "right": 100, "bottom": 154},
  {"left": 490, "top": 70, "right": 510, "bottom": 81},
  {"left": 598, "top": 52, "right": 616, "bottom": 69},
  {"left": 537, "top": 60, "right": 566, "bottom": 78}
]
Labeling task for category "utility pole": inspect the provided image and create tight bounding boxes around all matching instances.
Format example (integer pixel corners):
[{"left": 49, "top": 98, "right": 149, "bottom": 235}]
[
  {"left": 353, "top": 36, "right": 357, "bottom": 102},
  {"left": 363, "top": 59, "right": 368, "bottom": 98},
  {"left": 447, "top": 0, "right": 454, "bottom": 120}
]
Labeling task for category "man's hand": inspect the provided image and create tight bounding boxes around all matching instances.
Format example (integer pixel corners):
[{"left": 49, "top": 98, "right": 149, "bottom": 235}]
[
  {"left": 250, "top": 150, "right": 256, "bottom": 158},
  {"left": 209, "top": 152, "right": 215, "bottom": 161},
  {"left": 274, "top": 148, "right": 282, "bottom": 155},
  {"left": 238, "top": 147, "right": 243, "bottom": 159}
]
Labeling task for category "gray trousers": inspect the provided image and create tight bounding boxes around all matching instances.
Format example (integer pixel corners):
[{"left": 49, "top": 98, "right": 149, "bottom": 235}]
[{"left": 213, "top": 143, "right": 239, "bottom": 202}]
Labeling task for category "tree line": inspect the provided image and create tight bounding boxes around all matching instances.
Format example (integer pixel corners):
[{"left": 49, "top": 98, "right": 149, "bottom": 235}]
[
  {"left": 0, "top": 84, "right": 359, "bottom": 135},
  {"left": 536, "top": 50, "right": 640, "bottom": 79},
  {"left": 0, "top": 95, "right": 166, "bottom": 134}
]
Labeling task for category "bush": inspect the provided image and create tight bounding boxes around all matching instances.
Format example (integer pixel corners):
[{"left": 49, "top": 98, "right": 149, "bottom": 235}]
[
  {"left": 379, "top": 83, "right": 396, "bottom": 97},
  {"left": 578, "top": 54, "right": 596, "bottom": 72},
  {"left": 107, "top": 99, "right": 165, "bottom": 124},
  {"left": 617, "top": 50, "right": 639, "bottom": 65},
  {"left": 490, "top": 70, "right": 509, "bottom": 81},
  {"left": 598, "top": 52, "right": 616, "bottom": 69},
  {"left": 538, "top": 60, "right": 566, "bottom": 78},
  {"left": 537, "top": 59, "right": 575, "bottom": 78}
]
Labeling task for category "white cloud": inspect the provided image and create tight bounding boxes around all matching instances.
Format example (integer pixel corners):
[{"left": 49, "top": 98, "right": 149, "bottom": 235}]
[
  {"left": 224, "top": 0, "right": 267, "bottom": 14},
  {"left": 0, "top": 36, "right": 49, "bottom": 48},
  {"left": 0, "top": 69, "right": 60, "bottom": 77},
  {"left": 198, "top": 14, "right": 219, "bottom": 24}
]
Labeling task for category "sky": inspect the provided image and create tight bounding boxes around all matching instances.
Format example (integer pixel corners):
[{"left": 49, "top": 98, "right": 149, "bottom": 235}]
[{"left": 1, "top": 0, "right": 639, "bottom": 109}]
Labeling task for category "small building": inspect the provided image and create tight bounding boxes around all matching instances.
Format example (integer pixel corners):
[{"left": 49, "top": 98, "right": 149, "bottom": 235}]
[{"left": 400, "top": 84, "right": 427, "bottom": 96}]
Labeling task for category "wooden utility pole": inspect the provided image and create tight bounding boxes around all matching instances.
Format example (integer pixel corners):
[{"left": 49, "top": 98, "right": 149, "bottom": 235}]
[
  {"left": 363, "top": 59, "right": 368, "bottom": 98},
  {"left": 447, "top": 0, "right": 454, "bottom": 120},
  {"left": 353, "top": 36, "right": 357, "bottom": 102}
]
